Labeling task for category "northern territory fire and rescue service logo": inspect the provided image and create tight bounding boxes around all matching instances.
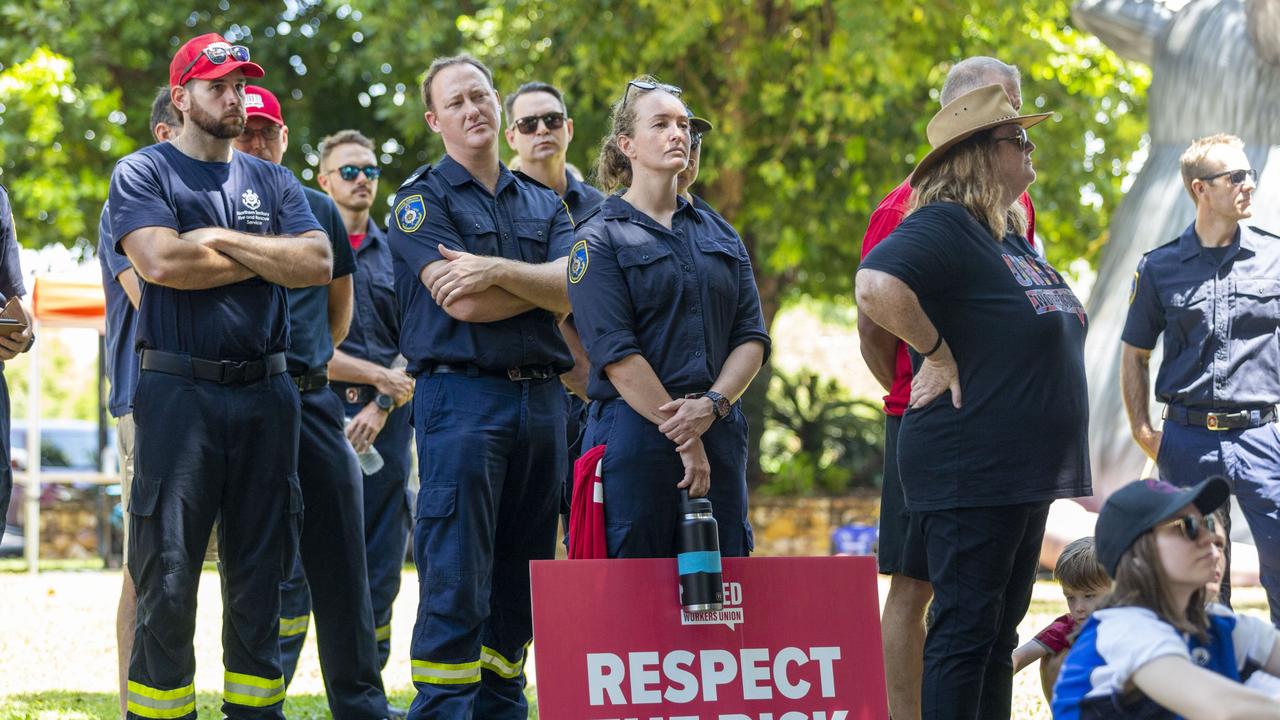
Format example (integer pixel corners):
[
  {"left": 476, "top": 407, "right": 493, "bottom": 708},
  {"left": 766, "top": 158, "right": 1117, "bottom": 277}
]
[{"left": 569, "top": 239, "right": 589, "bottom": 284}]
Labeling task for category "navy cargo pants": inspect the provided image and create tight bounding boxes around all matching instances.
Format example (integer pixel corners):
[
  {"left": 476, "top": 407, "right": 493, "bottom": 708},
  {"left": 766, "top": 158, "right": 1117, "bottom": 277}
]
[
  {"left": 278, "top": 386, "right": 387, "bottom": 718},
  {"left": 583, "top": 398, "right": 753, "bottom": 558},
  {"left": 407, "top": 372, "right": 565, "bottom": 720},
  {"left": 126, "top": 366, "right": 298, "bottom": 720},
  {"left": 343, "top": 398, "right": 414, "bottom": 670}
]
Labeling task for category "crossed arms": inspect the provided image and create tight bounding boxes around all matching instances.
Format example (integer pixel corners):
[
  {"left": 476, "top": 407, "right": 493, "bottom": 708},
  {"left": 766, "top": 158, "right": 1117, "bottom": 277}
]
[{"left": 121, "top": 225, "right": 332, "bottom": 290}]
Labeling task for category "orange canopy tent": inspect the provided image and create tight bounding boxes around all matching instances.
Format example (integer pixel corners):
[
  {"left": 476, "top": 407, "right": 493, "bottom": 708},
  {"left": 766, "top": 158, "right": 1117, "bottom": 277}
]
[{"left": 20, "top": 274, "right": 108, "bottom": 572}]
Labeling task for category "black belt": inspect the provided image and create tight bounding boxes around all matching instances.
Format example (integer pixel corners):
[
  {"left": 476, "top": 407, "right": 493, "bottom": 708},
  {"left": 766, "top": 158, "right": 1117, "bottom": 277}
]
[
  {"left": 426, "top": 362, "right": 557, "bottom": 382},
  {"left": 141, "top": 349, "right": 287, "bottom": 385},
  {"left": 1165, "top": 405, "right": 1277, "bottom": 431},
  {"left": 291, "top": 367, "right": 329, "bottom": 392},
  {"left": 334, "top": 382, "right": 377, "bottom": 406}
]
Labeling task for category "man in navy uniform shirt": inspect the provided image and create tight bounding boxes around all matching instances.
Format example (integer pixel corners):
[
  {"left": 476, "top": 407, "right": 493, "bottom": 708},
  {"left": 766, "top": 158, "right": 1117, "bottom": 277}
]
[
  {"left": 109, "top": 33, "right": 331, "bottom": 720},
  {"left": 104, "top": 86, "right": 182, "bottom": 720},
  {"left": 318, "top": 128, "right": 415, "bottom": 682},
  {"left": 389, "top": 55, "right": 574, "bottom": 720},
  {"left": 234, "top": 85, "right": 389, "bottom": 719},
  {"left": 0, "top": 187, "right": 36, "bottom": 544},
  {"left": 1122, "top": 133, "right": 1280, "bottom": 624},
  {"left": 503, "top": 80, "right": 604, "bottom": 528}
]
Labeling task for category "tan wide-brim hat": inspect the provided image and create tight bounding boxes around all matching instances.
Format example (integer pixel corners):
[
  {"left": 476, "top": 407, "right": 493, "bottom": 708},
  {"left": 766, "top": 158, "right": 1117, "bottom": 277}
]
[{"left": 911, "top": 83, "right": 1051, "bottom": 180}]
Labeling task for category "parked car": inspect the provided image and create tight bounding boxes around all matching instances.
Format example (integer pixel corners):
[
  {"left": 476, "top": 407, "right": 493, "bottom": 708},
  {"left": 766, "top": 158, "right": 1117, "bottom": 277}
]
[{"left": 1, "top": 419, "right": 118, "bottom": 559}]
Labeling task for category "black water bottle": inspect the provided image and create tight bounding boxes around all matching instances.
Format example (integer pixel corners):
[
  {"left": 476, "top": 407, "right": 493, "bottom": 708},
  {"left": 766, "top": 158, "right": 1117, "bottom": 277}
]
[{"left": 677, "top": 489, "right": 723, "bottom": 612}]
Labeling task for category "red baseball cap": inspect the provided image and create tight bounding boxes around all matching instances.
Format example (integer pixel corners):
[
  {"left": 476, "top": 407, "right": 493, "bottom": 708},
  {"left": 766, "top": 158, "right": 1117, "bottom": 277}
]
[
  {"left": 169, "top": 33, "right": 265, "bottom": 88},
  {"left": 244, "top": 85, "right": 285, "bottom": 126}
]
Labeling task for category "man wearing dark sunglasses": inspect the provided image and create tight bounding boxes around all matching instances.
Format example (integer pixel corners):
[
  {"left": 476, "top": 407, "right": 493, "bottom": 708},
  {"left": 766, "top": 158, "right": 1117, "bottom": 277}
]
[
  {"left": 232, "top": 86, "right": 393, "bottom": 719},
  {"left": 319, "top": 128, "right": 417, "bottom": 697},
  {"left": 502, "top": 81, "right": 605, "bottom": 537},
  {"left": 110, "top": 33, "right": 334, "bottom": 720},
  {"left": 1122, "top": 132, "right": 1280, "bottom": 625}
]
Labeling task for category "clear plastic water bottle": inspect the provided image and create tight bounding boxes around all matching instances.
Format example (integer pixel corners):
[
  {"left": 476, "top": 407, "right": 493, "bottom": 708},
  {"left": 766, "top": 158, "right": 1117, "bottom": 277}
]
[
  {"left": 677, "top": 489, "right": 723, "bottom": 612},
  {"left": 344, "top": 417, "right": 385, "bottom": 475}
]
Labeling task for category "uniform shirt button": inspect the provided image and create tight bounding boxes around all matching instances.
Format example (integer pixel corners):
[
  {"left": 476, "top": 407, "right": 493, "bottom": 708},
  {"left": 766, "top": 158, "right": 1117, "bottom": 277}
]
[
  {"left": 474, "top": 223, "right": 481, "bottom": 229},
  {"left": 695, "top": 350, "right": 703, "bottom": 357},
  {"left": 683, "top": 264, "right": 692, "bottom": 272},
  {"left": 642, "top": 254, "right": 649, "bottom": 260}
]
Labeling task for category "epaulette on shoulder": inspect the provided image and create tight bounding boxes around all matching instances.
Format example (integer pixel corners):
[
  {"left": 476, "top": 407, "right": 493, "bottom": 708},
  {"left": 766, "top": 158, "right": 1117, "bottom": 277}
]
[
  {"left": 574, "top": 204, "right": 605, "bottom": 227},
  {"left": 398, "top": 164, "right": 432, "bottom": 191},
  {"left": 512, "top": 170, "right": 552, "bottom": 192},
  {"left": 1143, "top": 236, "right": 1181, "bottom": 256},
  {"left": 1248, "top": 225, "right": 1280, "bottom": 240}
]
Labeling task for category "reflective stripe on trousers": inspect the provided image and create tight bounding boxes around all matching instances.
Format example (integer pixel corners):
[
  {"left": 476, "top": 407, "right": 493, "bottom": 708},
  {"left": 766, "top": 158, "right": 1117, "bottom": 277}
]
[
  {"left": 278, "top": 614, "right": 309, "bottom": 638},
  {"left": 224, "top": 671, "right": 286, "bottom": 708},
  {"left": 127, "top": 681, "right": 196, "bottom": 719}
]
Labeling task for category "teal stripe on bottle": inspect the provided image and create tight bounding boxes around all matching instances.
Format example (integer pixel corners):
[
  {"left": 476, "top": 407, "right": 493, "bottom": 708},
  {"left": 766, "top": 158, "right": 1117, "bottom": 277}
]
[{"left": 677, "top": 550, "right": 722, "bottom": 575}]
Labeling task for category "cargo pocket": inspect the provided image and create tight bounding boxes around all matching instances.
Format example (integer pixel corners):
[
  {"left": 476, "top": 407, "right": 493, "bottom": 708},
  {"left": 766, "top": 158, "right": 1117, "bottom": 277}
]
[
  {"left": 281, "top": 473, "right": 305, "bottom": 574},
  {"left": 416, "top": 484, "right": 456, "bottom": 519}
]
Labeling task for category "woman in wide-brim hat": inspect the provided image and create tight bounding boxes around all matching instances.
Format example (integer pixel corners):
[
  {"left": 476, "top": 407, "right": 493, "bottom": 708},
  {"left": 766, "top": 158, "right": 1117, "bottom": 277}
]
[{"left": 857, "top": 84, "right": 1092, "bottom": 719}]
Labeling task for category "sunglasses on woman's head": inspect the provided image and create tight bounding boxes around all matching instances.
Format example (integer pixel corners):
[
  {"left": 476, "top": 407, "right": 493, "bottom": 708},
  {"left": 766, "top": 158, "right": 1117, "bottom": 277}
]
[
  {"left": 1156, "top": 514, "right": 1217, "bottom": 542},
  {"left": 332, "top": 165, "right": 381, "bottom": 181},
  {"left": 1199, "top": 168, "right": 1257, "bottom": 186},
  {"left": 514, "top": 112, "right": 566, "bottom": 135},
  {"left": 623, "top": 80, "right": 682, "bottom": 105}
]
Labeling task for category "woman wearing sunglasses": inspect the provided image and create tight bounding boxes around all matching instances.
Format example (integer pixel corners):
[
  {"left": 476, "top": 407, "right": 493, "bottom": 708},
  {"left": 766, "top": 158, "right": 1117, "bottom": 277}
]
[
  {"left": 1053, "top": 477, "right": 1280, "bottom": 719},
  {"left": 856, "top": 84, "right": 1090, "bottom": 719},
  {"left": 566, "top": 77, "right": 769, "bottom": 558}
]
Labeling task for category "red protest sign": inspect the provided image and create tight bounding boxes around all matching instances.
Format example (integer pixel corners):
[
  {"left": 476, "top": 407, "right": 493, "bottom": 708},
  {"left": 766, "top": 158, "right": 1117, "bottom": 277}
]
[{"left": 531, "top": 556, "right": 887, "bottom": 720}]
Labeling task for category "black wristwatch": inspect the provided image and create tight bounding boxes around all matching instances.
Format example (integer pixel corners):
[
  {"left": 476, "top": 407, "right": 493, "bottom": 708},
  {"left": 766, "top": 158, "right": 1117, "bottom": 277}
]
[
  {"left": 703, "top": 390, "right": 731, "bottom": 421},
  {"left": 374, "top": 393, "right": 394, "bottom": 412}
]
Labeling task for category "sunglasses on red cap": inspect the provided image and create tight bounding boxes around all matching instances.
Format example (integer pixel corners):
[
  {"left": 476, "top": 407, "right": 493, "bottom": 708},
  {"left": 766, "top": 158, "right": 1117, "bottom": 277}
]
[{"left": 178, "top": 43, "right": 251, "bottom": 86}]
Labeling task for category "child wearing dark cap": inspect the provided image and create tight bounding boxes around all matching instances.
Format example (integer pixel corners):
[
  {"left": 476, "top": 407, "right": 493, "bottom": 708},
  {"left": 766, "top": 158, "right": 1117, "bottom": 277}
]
[
  {"left": 1012, "top": 536, "right": 1110, "bottom": 701},
  {"left": 1052, "top": 477, "right": 1280, "bottom": 719}
]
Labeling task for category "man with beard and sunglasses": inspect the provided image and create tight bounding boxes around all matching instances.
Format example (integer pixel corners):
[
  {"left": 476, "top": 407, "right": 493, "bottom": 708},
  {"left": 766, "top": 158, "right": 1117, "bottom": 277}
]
[
  {"left": 234, "top": 85, "right": 392, "bottom": 720},
  {"left": 1122, "top": 133, "right": 1280, "bottom": 626},
  {"left": 503, "top": 81, "right": 603, "bottom": 533},
  {"left": 389, "top": 55, "right": 574, "bottom": 720},
  {"left": 108, "top": 33, "right": 332, "bottom": 720},
  {"left": 104, "top": 86, "right": 183, "bottom": 720}
]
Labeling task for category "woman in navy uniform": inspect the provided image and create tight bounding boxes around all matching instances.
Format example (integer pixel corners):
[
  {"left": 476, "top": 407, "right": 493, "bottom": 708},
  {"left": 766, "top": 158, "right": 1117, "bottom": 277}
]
[{"left": 568, "top": 78, "right": 769, "bottom": 558}]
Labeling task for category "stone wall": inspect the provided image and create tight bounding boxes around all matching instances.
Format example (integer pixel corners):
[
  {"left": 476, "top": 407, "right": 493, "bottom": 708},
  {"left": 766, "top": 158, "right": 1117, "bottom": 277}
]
[{"left": 749, "top": 491, "right": 880, "bottom": 556}]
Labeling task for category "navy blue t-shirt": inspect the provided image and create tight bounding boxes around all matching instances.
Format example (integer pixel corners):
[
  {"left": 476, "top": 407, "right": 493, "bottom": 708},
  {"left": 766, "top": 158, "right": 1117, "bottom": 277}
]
[
  {"left": 859, "top": 202, "right": 1091, "bottom": 510},
  {"left": 388, "top": 154, "right": 575, "bottom": 375},
  {"left": 1122, "top": 223, "right": 1280, "bottom": 409},
  {"left": 568, "top": 194, "right": 771, "bottom": 401},
  {"left": 0, "top": 185, "right": 26, "bottom": 301},
  {"left": 98, "top": 201, "right": 137, "bottom": 417},
  {"left": 337, "top": 219, "right": 399, "bottom": 369},
  {"left": 108, "top": 144, "right": 322, "bottom": 360},
  {"left": 284, "top": 187, "right": 356, "bottom": 373}
]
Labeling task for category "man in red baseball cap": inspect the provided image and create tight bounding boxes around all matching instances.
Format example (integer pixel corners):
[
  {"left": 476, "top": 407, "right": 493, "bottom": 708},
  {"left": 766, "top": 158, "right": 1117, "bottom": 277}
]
[
  {"left": 112, "top": 34, "right": 332, "bottom": 720},
  {"left": 233, "top": 86, "right": 394, "bottom": 718}
]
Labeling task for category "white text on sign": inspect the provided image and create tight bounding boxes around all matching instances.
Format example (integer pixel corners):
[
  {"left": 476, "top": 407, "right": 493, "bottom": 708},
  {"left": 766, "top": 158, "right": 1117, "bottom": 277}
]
[{"left": 586, "top": 647, "right": 842, "bottom": 705}]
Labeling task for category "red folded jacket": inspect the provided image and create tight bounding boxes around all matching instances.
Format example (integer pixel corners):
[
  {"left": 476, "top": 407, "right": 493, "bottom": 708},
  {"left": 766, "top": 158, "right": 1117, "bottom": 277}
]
[{"left": 569, "top": 444, "right": 607, "bottom": 559}]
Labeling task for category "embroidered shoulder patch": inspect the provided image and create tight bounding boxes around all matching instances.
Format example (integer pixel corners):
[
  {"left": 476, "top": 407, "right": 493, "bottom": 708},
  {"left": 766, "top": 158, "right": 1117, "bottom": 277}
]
[
  {"left": 568, "top": 239, "right": 589, "bottom": 284},
  {"left": 395, "top": 194, "right": 426, "bottom": 233}
]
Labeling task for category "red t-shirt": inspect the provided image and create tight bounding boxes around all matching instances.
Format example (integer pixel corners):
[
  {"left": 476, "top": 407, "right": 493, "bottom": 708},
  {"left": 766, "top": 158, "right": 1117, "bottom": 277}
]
[
  {"left": 349, "top": 232, "right": 366, "bottom": 251},
  {"left": 1033, "top": 612, "right": 1076, "bottom": 655},
  {"left": 859, "top": 180, "right": 1037, "bottom": 415}
]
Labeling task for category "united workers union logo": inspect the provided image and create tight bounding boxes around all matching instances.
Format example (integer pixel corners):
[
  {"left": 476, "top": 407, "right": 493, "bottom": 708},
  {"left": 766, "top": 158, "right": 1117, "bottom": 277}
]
[
  {"left": 680, "top": 581, "right": 744, "bottom": 630},
  {"left": 396, "top": 194, "right": 426, "bottom": 233},
  {"left": 241, "top": 188, "right": 261, "bottom": 211},
  {"left": 569, "top": 239, "right": 589, "bottom": 284}
]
